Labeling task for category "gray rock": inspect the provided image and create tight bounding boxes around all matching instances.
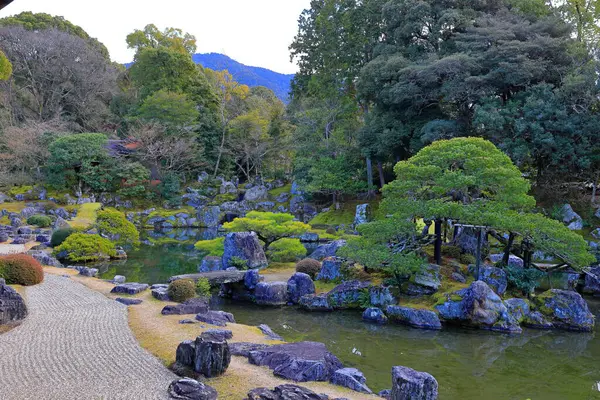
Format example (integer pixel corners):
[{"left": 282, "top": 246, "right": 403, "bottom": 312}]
[
  {"left": 523, "top": 311, "right": 554, "bottom": 329},
  {"left": 591, "top": 228, "right": 600, "bottom": 240},
  {"left": 478, "top": 265, "right": 508, "bottom": 295},
  {"left": 112, "top": 275, "right": 126, "bottom": 284},
  {"left": 391, "top": 366, "right": 438, "bottom": 400},
  {"left": 298, "top": 232, "right": 319, "bottom": 242},
  {"left": 331, "top": 367, "right": 372, "bottom": 394},
  {"left": 53, "top": 217, "right": 70, "bottom": 230},
  {"left": 298, "top": 294, "right": 333, "bottom": 312},
  {"left": 255, "top": 281, "right": 288, "bottom": 306},
  {"left": 152, "top": 287, "right": 170, "bottom": 301},
  {"left": 20, "top": 207, "right": 38, "bottom": 219},
  {"left": 230, "top": 342, "right": 270, "bottom": 357},
  {"left": 403, "top": 264, "right": 441, "bottom": 295},
  {"left": 198, "top": 256, "right": 223, "bottom": 272},
  {"left": 162, "top": 298, "right": 210, "bottom": 316},
  {"left": 362, "top": 307, "right": 388, "bottom": 324},
  {"left": 289, "top": 195, "right": 305, "bottom": 214},
  {"left": 168, "top": 378, "right": 218, "bottom": 400},
  {"left": 530, "top": 289, "right": 595, "bottom": 332},
  {"left": 179, "top": 319, "right": 197, "bottom": 325},
  {"left": 275, "top": 192, "right": 290, "bottom": 203},
  {"left": 450, "top": 272, "right": 466, "bottom": 283},
  {"left": 27, "top": 251, "right": 62, "bottom": 268},
  {"left": 369, "top": 286, "right": 395, "bottom": 308},
  {"left": 256, "top": 201, "right": 276, "bottom": 212},
  {"left": 287, "top": 273, "right": 315, "bottom": 304},
  {"left": 0, "top": 232, "right": 8, "bottom": 243},
  {"left": 222, "top": 232, "right": 268, "bottom": 270},
  {"left": 245, "top": 384, "right": 327, "bottom": 400},
  {"left": 379, "top": 389, "right": 392, "bottom": 399},
  {"left": 197, "top": 206, "right": 220, "bottom": 228},
  {"left": 315, "top": 257, "right": 342, "bottom": 282},
  {"left": 0, "top": 281, "right": 27, "bottom": 325},
  {"left": 111, "top": 283, "right": 149, "bottom": 295},
  {"left": 194, "top": 335, "right": 231, "bottom": 377},
  {"left": 354, "top": 204, "right": 370, "bottom": 226},
  {"left": 583, "top": 266, "right": 600, "bottom": 295},
  {"left": 245, "top": 185, "right": 268, "bottom": 201},
  {"left": 151, "top": 283, "right": 169, "bottom": 289},
  {"left": 115, "top": 298, "right": 142, "bottom": 306},
  {"left": 220, "top": 181, "right": 237, "bottom": 195},
  {"left": 561, "top": 204, "right": 583, "bottom": 230},
  {"left": 195, "top": 310, "right": 235, "bottom": 327},
  {"left": 258, "top": 324, "right": 284, "bottom": 341},
  {"left": 489, "top": 254, "right": 524, "bottom": 269},
  {"left": 248, "top": 341, "right": 343, "bottom": 382},
  {"left": 309, "top": 240, "right": 347, "bottom": 261},
  {"left": 169, "top": 270, "right": 247, "bottom": 286},
  {"left": 505, "top": 298, "right": 530, "bottom": 323},
  {"left": 327, "top": 280, "right": 371, "bottom": 309},
  {"left": 435, "top": 281, "right": 521, "bottom": 333},
  {"left": 244, "top": 269, "right": 262, "bottom": 290},
  {"left": 201, "top": 329, "right": 233, "bottom": 342},
  {"left": 77, "top": 266, "right": 98, "bottom": 277},
  {"left": 386, "top": 306, "right": 442, "bottom": 330}
]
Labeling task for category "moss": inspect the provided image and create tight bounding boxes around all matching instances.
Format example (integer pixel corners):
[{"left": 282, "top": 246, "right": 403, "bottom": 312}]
[
  {"left": 309, "top": 207, "right": 355, "bottom": 226},
  {"left": 147, "top": 206, "right": 195, "bottom": 220},
  {"left": 314, "top": 280, "right": 338, "bottom": 294},
  {"left": 194, "top": 237, "right": 225, "bottom": 257},
  {"left": 268, "top": 183, "right": 292, "bottom": 198},
  {"left": 213, "top": 193, "right": 237, "bottom": 204},
  {"left": 7, "top": 185, "right": 33, "bottom": 196},
  {"left": 0, "top": 216, "right": 10, "bottom": 225},
  {"left": 0, "top": 202, "right": 27, "bottom": 213},
  {"left": 69, "top": 203, "right": 101, "bottom": 229}
]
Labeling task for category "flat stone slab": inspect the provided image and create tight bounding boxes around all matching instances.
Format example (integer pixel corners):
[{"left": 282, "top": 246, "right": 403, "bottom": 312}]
[
  {"left": 110, "top": 283, "right": 149, "bottom": 295},
  {"left": 169, "top": 270, "right": 247, "bottom": 286},
  {"left": 162, "top": 298, "right": 210, "bottom": 316},
  {"left": 115, "top": 298, "right": 143, "bottom": 306}
]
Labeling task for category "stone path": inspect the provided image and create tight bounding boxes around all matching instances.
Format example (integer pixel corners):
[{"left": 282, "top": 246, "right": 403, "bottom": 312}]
[{"left": 0, "top": 274, "right": 176, "bottom": 400}]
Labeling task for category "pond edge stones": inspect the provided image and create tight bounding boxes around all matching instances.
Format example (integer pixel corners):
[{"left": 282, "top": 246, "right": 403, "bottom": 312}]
[
  {"left": 391, "top": 366, "right": 439, "bottom": 400},
  {"left": 222, "top": 232, "right": 268, "bottom": 270}
]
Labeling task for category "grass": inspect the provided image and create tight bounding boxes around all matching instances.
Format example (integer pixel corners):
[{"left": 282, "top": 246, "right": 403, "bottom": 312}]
[
  {"left": 69, "top": 203, "right": 101, "bottom": 229},
  {"left": 194, "top": 237, "right": 225, "bottom": 256},
  {"left": 0, "top": 202, "right": 27, "bottom": 213},
  {"left": 147, "top": 206, "right": 196, "bottom": 220},
  {"left": 268, "top": 184, "right": 292, "bottom": 199},
  {"left": 314, "top": 280, "right": 338, "bottom": 294},
  {"left": 309, "top": 199, "right": 380, "bottom": 227}
]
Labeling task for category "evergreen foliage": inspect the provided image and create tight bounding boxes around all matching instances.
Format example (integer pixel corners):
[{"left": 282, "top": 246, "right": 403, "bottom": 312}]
[{"left": 96, "top": 208, "right": 140, "bottom": 247}]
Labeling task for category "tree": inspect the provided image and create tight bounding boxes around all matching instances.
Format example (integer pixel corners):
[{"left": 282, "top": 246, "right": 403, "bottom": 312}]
[
  {"left": 137, "top": 89, "right": 199, "bottom": 128},
  {"left": 223, "top": 211, "right": 310, "bottom": 251},
  {"left": 126, "top": 24, "right": 197, "bottom": 55},
  {"left": 96, "top": 208, "right": 140, "bottom": 247},
  {"left": 305, "top": 155, "right": 367, "bottom": 208},
  {"left": 0, "top": 50, "right": 11, "bottom": 81}
]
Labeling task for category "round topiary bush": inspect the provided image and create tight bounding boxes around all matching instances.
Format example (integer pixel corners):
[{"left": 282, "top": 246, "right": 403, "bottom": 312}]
[
  {"left": 96, "top": 208, "right": 140, "bottom": 246},
  {"left": 27, "top": 215, "right": 52, "bottom": 228},
  {"left": 168, "top": 279, "right": 197, "bottom": 303},
  {"left": 50, "top": 227, "right": 76, "bottom": 247},
  {"left": 296, "top": 258, "right": 322, "bottom": 279},
  {"left": 0, "top": 254, "right": 44, "bottom": 286},
  {"left": 53, "top": 233, "right": 116, "bottom": 262}
]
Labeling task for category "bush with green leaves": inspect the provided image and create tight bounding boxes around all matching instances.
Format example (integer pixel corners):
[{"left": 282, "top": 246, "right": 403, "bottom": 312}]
[
  {"left": 50, "top": 227, "right": 76, "bottom": 247},
  {"left": 267, "top": 238, "right": 307, "bottom": 262},
  {"left": 53, "top": 233, "right": 116, "bottom": 262},
  {"left": 96, "top": 208, "right": 140, "bottom": 246},
  {"left": 27, "top": 215, "right": 52, "bottom": 228},
  {"left": 506, "top": 266, "right": 545, "bottom": 296},
  {"left": 459, "top": 253, "right": 476, "bottom": 265},
  {"left": 168, "top": 279, "right": 196, "bottom": 303},
  {"left": 229, "top": 256, "right": 249, "bottom": 270},
  {"left": 295, "top": 258, "right": 321, "bottom": 279},
  {"left": 441, "top": 245, "right": 461, "bottom": 259},
  {"left": 196, "top": 278, "right": 211, "bottom": 297},
  {"left": 194, "top": 237, "right": 224, "bottom": 256},
  {"left": 0, "top": 254, "right": 44, "bottom": 286}
]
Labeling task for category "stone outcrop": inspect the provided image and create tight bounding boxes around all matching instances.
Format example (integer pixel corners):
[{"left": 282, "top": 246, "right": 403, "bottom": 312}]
[
  {"left": 504, "top": 298, "right": 530, "bottom": 323},
  {"left": 255, "top": 282, "right": 289, "bottom": 306},
  {"left": 327, "top": 280, "right": 370, "bottom": 309},
  {"left": 0, "top": 280, "right": 27, "bottom": 325},
  {"left": 298, "top": 294, "right": 333, "bottom": 311},
  {"left": 287, "top": 273, "right": 315, "bottom": 304},
  {"left": 200, "top": 329, "right": 233, "bottom": 342},
  {"left": 477, "top": 265, "right": 508, "bottom": 295},
  {"left": 528, "top": 289, "right": 595, "bottom": 332},
  {"left": 435, "top": 281, "right": 521, "bottom": 333},
  {"left": 403, "top": 264, "right": 441, "bottom": 295},
  {"left": 561, "top": 204, "right": 583, "bottom": 230},
  {"left": 196, "top": 206, "right": 220, "bottom": 228},
  {"left": 168, "top": 378, "right": 218, "bottom": 400},
  {"left": 244, "top": 185, "right": 268, "bottom": 202},
  {"left": 315, "top": 257, "right": 342, "bottom": 281},
  {"left": 222, "top": 232, "right": 268, "bottom": 270},
  {"left": 386, "top": 306, "right": 442, "bottom": 330},
  {"left": 330, "top": 367, "right": 372, "bottom": 394},
  {"left": 308, "top": 240, "right": 347, "bottom": 261},
  {"left": 391, "top": 366, "right": 438, "bottom": 400}
]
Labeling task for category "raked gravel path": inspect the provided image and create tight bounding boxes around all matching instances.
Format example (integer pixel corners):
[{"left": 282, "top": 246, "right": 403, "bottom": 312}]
[{"left": 0, "top": 274, "right": 176, "bottom": 400}]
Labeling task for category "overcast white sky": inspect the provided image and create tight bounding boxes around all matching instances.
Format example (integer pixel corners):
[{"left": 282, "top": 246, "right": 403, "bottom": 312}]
[{"left": 0, "top": 0, "right": 310, "bottom": 74}]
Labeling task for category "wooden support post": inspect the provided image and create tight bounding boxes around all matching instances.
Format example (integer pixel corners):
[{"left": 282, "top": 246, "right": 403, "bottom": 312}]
[
  {"left": 434, "top": 219, "right": 442, "bottom": 265},
  {"left": 475, "top": 227, "right": 482, "bottom": 280}
]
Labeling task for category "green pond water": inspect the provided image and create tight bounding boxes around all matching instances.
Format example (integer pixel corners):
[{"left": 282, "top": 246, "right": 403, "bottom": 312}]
[{"left": 100, "top": 235, "right": 600, "bottom": 400}]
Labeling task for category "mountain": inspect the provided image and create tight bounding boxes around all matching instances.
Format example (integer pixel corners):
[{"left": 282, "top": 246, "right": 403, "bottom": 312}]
[{"left": 193, "top": 53, "right": 294, "bottom": 103}]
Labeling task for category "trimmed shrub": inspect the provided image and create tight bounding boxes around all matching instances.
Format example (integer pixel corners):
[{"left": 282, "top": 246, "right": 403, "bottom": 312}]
[
  {"left": 96, "top": 208, "right": 139, "bottom": 246},
  {"left": 267, "top": 238, "right": 307, "bottom": 262},
  {"left": 441, "top": 245, "right": 461, "bottom": 259},
  {"left": 50, "top": 227, "right": 76, "bottom": 247},
  {"left": 194, "top": 237, "right": 225, "bottom": 257},
  {"left": 459, "top": 253, "right": 476, "bottom": 265},
  {"left": 27, "top": 215, "right": 52, "bottom": 228},
  {"left": 0, "top": 254, "right": 44, "bottom": 286},
  {"left": 196, "top": 278, "right": 211, "bottom": 297},
  {"left": 168, "top": 279, "right": 196, "bottom": 303},
  {"left": 506, "top": 266, "right": 544, "bottom": 296},
  {"left": 296, "top": 258, "right": 322, "bottom": 279},
  {"left": 53, "top": 233, "right": 116, "bottom": 262}
]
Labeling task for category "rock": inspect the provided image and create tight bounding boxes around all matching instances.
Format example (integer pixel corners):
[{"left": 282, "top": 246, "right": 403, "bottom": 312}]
[
  {"left": 403, "top": 264, "right": 441, "bottom": 295},
  {"left": 309, "top": 240, "right": 347, "bottom": 261},
  {"left": 179, "top": 319, "right": 197, "bottom": 325},
  {"left": 248, "top": 341, "right": 343, "bottom": 382},
  {"left": 245, "top": 185, "right": 269, "bottom": 201},
  {"left": 27, "top": 251, "right": 62, "bottom": 267},
  {"left": 77, "top": 266, "right": 98, "bottom": 277},
  {"left": 327, "top": 280, "right": 371, "bottom": 309},
  {"left": 35, "top": 234, "right": 51, "bottom": 243},
  {"left": 489, "top": 253, "right": 524, "bottom": 269},
  {"left": 561, "top": 204, "right": 583, "bottom": 230},
  {"left": 183, "top": 193, "right": 209, "bottom": 209},
  {"left": 162, "top": 298, "right": 210, "bottom": 315},
  {"left": 583, "top": 266, "right": 600, "bottom": 295},
  {"left": 259, "top": 324, "right": 284, "bottom": 341},
  {"left": 245, "top": 384, "right": 326, "bottom": 400},
  {"left": 379, "top": 389, "right": 392, "bottom": 399},
  {"left": 592, "top": 228, "right": 600, "bottom": 240},
  {"left": 331, "top": 368, "right": 372, "bottom": 394},
  {"left": 12, "top": 236, "right": 32, "bottom": 244},
  {"left": 435, "top": 281, "right": 521, "bottom": 333},
  {"left": 115, "top": 298, "right": 143, "bottom": 305},
  {"left": 193, "top": 335, "right": 231, "bottom": 377},
  {"left": 20, "top": 207, "right": 38, "bottom": 219},
  {"left": 289, "top": 195, "right": 305, "bottom": 214},
  {"left": 195, "top": 310, "right": 235, "bottom": 327},
  {"left": 111, "top": 283, "right": 149, "bottom": 295},
  {"left": 354, "top": 204, "right": 370, "bottom": 226},
  {"left": 287, "top": 273, "right": 315, "bottom": 304},
  {"left": 201, "top": 329, "right": 233, "bottom": 341},
  {"left": 168, "top": 378, "right": 218, "bottom": 400},
  {"left": 315, "top": 257, "right": 342, "bottom": 281},
  {"left": 298, "top": 232, "right": 319, "bottom": 242},
  {"left": 391, "top": 366, "right": 438, "bottom": 400},
  {"left": 112, "top": 275, "right": 126, "bottom": 284},
  {"left": 17, "top": 226, "right": 32, "bottom": 235},
  {"left": 0, "top": 232, "right": 8, "bottom": 243},
  {"left": 369, "top": 286, "right": 395, "bottom": 308},
  {"left": 530, "top": 289, "right": 595, "bottom": 332},
  {"left": 362, "top": 307, "right": 388, "bottom": 324},
  {"left": 198, "top": 256, "right": 223, "bottom": 272},
  {"left": 298, "top": 294, "right": 333, "bottom": 312},
  {"left": 244, "top": 269, "right": 262, "bottom": 290},
  {"left": 222, "top": 232, "right": 268, "bottom": 270},
  {"left": 255, "top": 282, "right": 288, "bottom": 306},
  {"left": 230, "top": 342, "right": 270, "bottom": 357},
  {"left": 152, "top": 287, "right": 170, "bottom": 301},
  {"left": 0, "top": 281, "right": 27, "bottom": 325},
  {"left": 197, "top": 206, "right": 220, "bottom": 228},
  {"left": 220, "top": 181, "right": 237, "bottom": 195},
  {"left": 450, "top": 272, "right": 466, "bottom": 283},
  {"left": 504, "top": 298, "right": 530, "bottom": 323},
  {"left": 53, "top": 217, "right": 70, "bottom": 230},
  {"left": 386, "top": 306, "right": 442, "bottom": 330},
  {"left": 478, "top": 265, "right": 508, "bottom": 295},
  {"left": 523, "top": 311, "right": 554, "bottom": 329},
  {"left": 275, "top": 192, "right": 290, "bottom": 203}
]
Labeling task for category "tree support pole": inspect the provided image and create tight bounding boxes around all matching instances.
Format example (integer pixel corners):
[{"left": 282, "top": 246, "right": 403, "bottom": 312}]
[{"left": 434, "top": 219, "right": 442, "bottom": 265}]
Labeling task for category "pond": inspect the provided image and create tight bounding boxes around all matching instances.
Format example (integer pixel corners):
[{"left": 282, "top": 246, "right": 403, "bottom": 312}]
[{"left": 101, "top": 235, "right": 600, "bottom": 399}]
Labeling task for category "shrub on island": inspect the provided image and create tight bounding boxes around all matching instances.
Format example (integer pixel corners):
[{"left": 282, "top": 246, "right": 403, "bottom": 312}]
[
  {"left": 295, "top": 258, "right": 322, "bottom": 279},
  {"left": 26, "top": 215, "right": 52, "bottom": 228},
  {"left": 54, "top": 233, "right": 116, "bottom": 262},
  {"left": 96, "top": 208, "right": 140, "bottom": 246},
  {"left": 168, "top": 279, "right": 196, "bottom": 303}
]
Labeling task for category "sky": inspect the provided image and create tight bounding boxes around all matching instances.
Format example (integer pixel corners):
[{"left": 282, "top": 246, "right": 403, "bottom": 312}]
[{"left": 0, "top": 0, "right": 311, "bottom": 74}]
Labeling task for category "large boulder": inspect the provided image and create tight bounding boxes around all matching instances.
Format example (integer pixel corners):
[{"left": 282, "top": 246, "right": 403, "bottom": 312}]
[
  {"left": 583, "top": 266, "right": 600, "bottom": 296},
  {"left": 298, "top": 294, "right": 333, "bottom": 312},
  {"left": 391, "top": 366, "right": 438, "bottom": 400},
  {"left": 195, "top": 310, "right": 235, "bottom": 327},
  {"left": 27, "top": 251, "right": 62, "bottom": 268},
  {"left": 255, "top": 281, "right": 288, "bottom": 306},
  {"left": 244, "top": 269, "right": 262, "bottom": 290},
  {"left": 330, "top": 367, "right": 372, "bottom": 394},
  {"left": 168, "top": 378, "right": 218, "bottom": 400},
  {"left": 248, "top": 341, "right": 343, "bottom": 382},
  {"left": 222, "top": 232, "right": 268, "bottom": 270},
  {"left": 489, "top": 254, "right": 524, "bottom": 269},
  {"left": 244, "top": 185, "right": 269, "bottom": 202},
  {"left": 369, "top": 286, "right": 396, "bottom": 308},
  {"left": 201, "top": 329, "right": 233, "bottom": 342},
  {"left": 504, "top": 298, "right": 531, "bottom": 323},
  {"left": 162, "top": 298, "right": 210, "bottom": 316},
  {"left": 309, "top": 240, "right": 347, "bottom": 261},
  {"left": 110, "top": 283, "right": 149, "bottom": 295},
  {"left": 477, "top": 265, "right": 508, "bottom": 296},
  {"left": 327, "top": 280, "right": 371, "bottom": 309},
  {"left": 529, "top": 289, "right": 595, "bottom": 332},
  {"left": 354, "top": 204, "right": 370, "bottom": 226},
  {"left": 196, "top": 206, "right": 221, "bottom": 228},
  {"left": 230, "top": 342, "right": 270, "bottom": 357},
  {"left": 287, "top": 273, "right": 315, "bottom": 304},
  {"left": 315, "top": 257, "right": 342, "bottom": 281},
  {"left": 403, "top": 264, "right": 441, "bottom": 295},
  {"left": 245, "top": 385, "right": 326, "bottom": 400},
  {"left": 435, "top": 281, "right": 521, "bottom": 333},
  {"left": 386, "top": 306, "right": 442, "bottom": 330},
  {"left": 198, "top": 256, "right": 223, "bottom": 272},
  {"left": 193, "top": 335, "right": 231, "bottom": 377},
  {"left": 0, "top": 280, "right": 27, "bottom": 325},
  {"left": 561, "top": 204, "right": 583, "bottom": 230}
]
